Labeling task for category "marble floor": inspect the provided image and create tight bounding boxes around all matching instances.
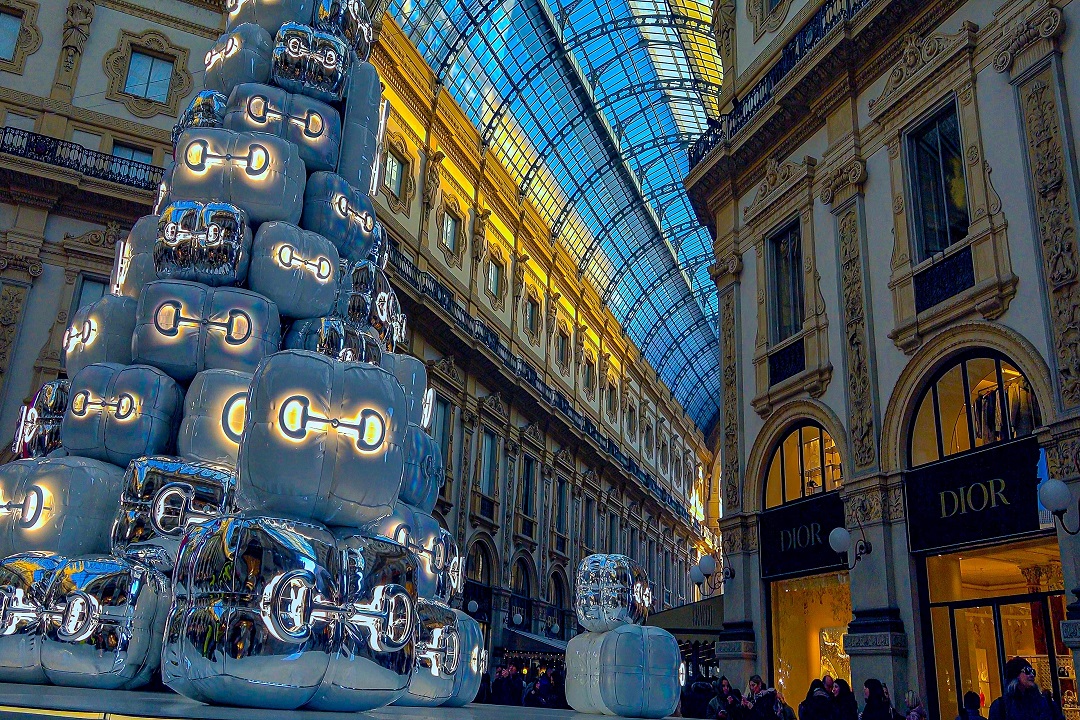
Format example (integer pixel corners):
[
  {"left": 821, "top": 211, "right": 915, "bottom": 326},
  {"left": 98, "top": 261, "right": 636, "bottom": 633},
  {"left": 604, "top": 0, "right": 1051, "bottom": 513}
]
[{"left": 0, "top": 683, "right": 654, "bottom": 720}]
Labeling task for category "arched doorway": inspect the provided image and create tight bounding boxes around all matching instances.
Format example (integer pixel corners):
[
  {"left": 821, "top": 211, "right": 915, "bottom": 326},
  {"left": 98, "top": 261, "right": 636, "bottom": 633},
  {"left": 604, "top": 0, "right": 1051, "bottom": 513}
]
[
  {"left": 902, "top": 352, "right": 1067, "bottom": 719},
  {"left": 546, "top": 571, "right": 568, "bottom": 640},
  {"left": 465, "top": 541, "right": 495, "bottom": 651},
  {"left": 508, "top": 557, "right": 533, "bottom": 632}
]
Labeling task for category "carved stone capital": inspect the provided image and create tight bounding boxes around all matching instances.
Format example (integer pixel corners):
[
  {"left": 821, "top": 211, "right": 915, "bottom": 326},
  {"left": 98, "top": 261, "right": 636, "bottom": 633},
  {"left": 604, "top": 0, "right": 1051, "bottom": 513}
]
[
  {"left": 993, "top": 1, "right": 1064, "bottom": 76},
  {"left": 819, "top": 158, "right": 867, "bottom": 207}
]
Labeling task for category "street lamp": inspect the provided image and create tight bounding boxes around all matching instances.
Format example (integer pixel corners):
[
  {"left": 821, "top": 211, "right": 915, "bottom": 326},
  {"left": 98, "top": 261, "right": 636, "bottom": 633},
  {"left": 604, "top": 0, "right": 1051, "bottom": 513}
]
[
  {"left": 691, "top": 552, "right": 732, "bottom": 595},
  {"left": 1039, "top": 478, "right": 1080, "bottom": 534}
]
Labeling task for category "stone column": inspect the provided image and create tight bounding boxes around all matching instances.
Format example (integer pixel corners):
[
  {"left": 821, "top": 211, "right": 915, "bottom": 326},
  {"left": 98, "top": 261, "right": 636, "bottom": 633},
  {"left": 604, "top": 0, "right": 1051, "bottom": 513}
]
[{"left": 716, "top": 515, "right": 759, "bottom": 682}]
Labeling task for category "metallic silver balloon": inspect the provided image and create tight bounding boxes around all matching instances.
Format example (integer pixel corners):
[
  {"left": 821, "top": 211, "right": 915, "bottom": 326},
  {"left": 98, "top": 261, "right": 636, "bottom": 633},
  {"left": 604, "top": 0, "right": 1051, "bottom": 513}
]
[
  {"left": 61, "top": 363, "right": 183, "bottom": 468},
  {"left": 237, "top": 349, "right": 406, "bottom": 526},
  {"left": 225, "top": 83, "right": 341, "bottom": 173},
  {"left": 394, "top": 599, "right": 458, "bottom": 707},
  {"left": 177, "top": 368, "right": 252, "bottom": 468},
  {"left": 11, "top": 380, "right": 68, "bottom": 460},
  {"left": 111, "top": 215, "right": 157, "bottom": 300},
  {"left": 337, "top": 61, "right": 383, "bottom": 194},
  {"left": 0, "top": 458, "right": 125, "bottom": 558},
  {"left": 283, "top": 316, "right": 382, "bottom": 364},
  {"left": 63, "top": 294, "right": 138, "bottom": 379},
  {"left": 204, "top": 24, "right": 274, "bottom": 98},
  {"left": 367, "top": 503, "right": 459, "bottom": 603},
  {"left": 398, "top": 424, "right": 443, "bottom": 515},
  {"left": 40, "top": 555, "right": 169, "bottom": 690},
  {"left": 155, "top": 201, "right": 252, "bottom": 287},
  {"left": 314, "top": 0, "right": 372, "bottom": 60},
  {"left": 381, "top": 352, "right": 428, "bottom": 427},
  {"left": 248, "top": 221, "right": 340, "bottom": 319},
  {"left": 443, "top": 608, "right": 485, "bottom": 707},
  {"left": 565, "top": 624, "right": 680, "bottom": 719},
  {"left": 226, "top": 0, "right": 315, "bottom": 37},
  {"left": 345, "top": 259, "right": 399, "bottom": 349},
  {"left": 110, "top": 455, "right": 237, "bottom": 573},
  {"left": 0, "top": 551, "right": 66, "bottom": 683},
  {"left": 575, "top": 553, "right": 651, "bottom": 633},
  {"left": 132, "top": 280, "right": 282, "bottom": 383},
  {"left": 171, "top": 91, "right": 228, "bottom": 149},
  {"left": 164, "top": 516, "right": 418, "bottom": 710},
  {"left": 172, "top": 128, "right": 307, "bottom": 225},
  {"left": 300, "top": 171, "right": 376, "bottom": 262},
  {"left": 271, "top": 23, "right": 350, "bottom": 104}
]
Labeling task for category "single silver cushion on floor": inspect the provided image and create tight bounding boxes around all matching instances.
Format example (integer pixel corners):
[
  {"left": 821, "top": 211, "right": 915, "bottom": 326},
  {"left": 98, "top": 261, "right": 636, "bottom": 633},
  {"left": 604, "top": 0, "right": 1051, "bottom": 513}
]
[
  {"left": 0, "top": 457, "right": 125, "bottom": 558},
  {"left": 61, "top": 363, "right": 183, "bottom": 468},
  {"left": 39, "top": 554, "right": 169, "bottom": 690},
  {"left": 271, "top": 22, "right": 350, "bottom": 104},
  {"left": 225, "top": 83, "right": 341, "bottom": 172},
  {"left": 0, "top": 551, "right": 67, "bottom": 684},
  {"left": 110, "top": 455, "right": 237, "bottom": 573},
  {"left": 575, "top": 553, "right": 651, "bottom": 633},
  {"left": 63, "top": 293, "right": 138, "bottom": 380},
  {"left": 301, "top": 171, "right": 377, "bottom": 262},
  {"left": 154, "top": 201, "right": 252, "bottom": 287},
  {"left": 237, "top": 350, "right": 406, "bottom": 527},
  {"left": 247, "top": 221, "right": 340, "bottom": 319},
  {"left": 177, "top": 368, "right": 253, "bottom": 468},
  {"left": 111, "top": 214, "right": 157, "bottom": 300},
  {"left": 132, "top": 280, "right": 281, "bottom": 383},
  {"left": 226, "top": 0, "right": 314, "bottom": 37},
  {"left": 171, "top": 128, "right": 306, "bottom": 225},
  {"left": 203, "top": 24, "right": 274, "bottom": 98},
  {"left": 393, "top": 599, "right": 459, "bottom": 707},
  {"left": 163, "top": 516, "right": 418, "bottom": 711}
]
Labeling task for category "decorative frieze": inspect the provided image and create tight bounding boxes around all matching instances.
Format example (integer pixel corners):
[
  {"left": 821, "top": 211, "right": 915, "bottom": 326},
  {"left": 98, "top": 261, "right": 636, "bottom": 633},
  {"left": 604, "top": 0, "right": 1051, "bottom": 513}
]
[
  {"left": 993, "top": 1, "right": 1064, "bottom": 75},
  {"left": 837, "top": 208, "right": 876, "bottom": 471},
  {"left": 843, "top": 632, "right": 908, "bottom": 657},
  {"left": 721, "top": 290, "right": 740, "bottom": 512}
]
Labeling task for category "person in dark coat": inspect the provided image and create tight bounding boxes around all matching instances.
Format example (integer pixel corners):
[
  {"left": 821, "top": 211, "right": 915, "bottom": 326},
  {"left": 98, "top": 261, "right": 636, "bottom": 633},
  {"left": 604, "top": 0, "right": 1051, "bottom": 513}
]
[
  {"left": 989, "top": 657, "right": 1064, "bottom": 720},
  {"left": 862, "top": 678, "right": 897, "bottom": 720},
  {"left": 709, "top": 676, "right": 738, "bottom": 719},
  {"left": 799, "top": 679, "right": 836, "bottom": 720},
  {"left": 957, "top": 691, "right": 986, "bottom": 720},
  {"left": 682, "top": 674, "right": 718, "bottom": 719},
  {"left": 832, "top": 679, "right": 859, "bottom": 720},
  {"left": 491, "top": 666, "right": 508, "bottom": 704},
  {"left": 743, "top": 675, "right": 779, "bottom": 720}
]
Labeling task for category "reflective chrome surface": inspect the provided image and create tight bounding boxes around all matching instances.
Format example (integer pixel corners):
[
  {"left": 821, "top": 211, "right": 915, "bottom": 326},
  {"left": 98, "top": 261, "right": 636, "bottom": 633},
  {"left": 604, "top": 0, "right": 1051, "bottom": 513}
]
[
  {"left": 574, "top": 553, "right": 650, "bottom": 633},
  {"left": 111, "top": 456, "right": 237, "bottom": 573},
  {"left": 12, "top": 381, "right": 69, "bottom": 460},
  {"left": 248, "top": 221, "right": 339, "bottom": 319},
  {"left": 226, "top": 0, "right": 313, "bottom": 36},
  {"left": 164, "top": 516, "right": 418, "bottom": 710},
  {"left": 132, "top": 280, "right": 282, "bottom": 383},
  {"left": 177, "top": 369, "right": 253, "bottom": 468},
  {"left": 338, "top": 61, "right": 382, "bottom": 195},
  {"left": 61, "top": 363, "right": 183, "bottom": 469},
  {"left": 64, "top": 294, "right": 138, "bottom": 379},
  {"left": 225, "top": 83, "right": 340, "bottom": 172},
  {"left": 443, "top": 608, "right": 484, "bottom": 707},
  {"left": 0, "top": 551, "right": 66, "bottom": 684},
  {"left": 172, "top": 91, "right": 228, "bottom": 149},
  {"left": 238, "top": 350, "right": 406, "bottom": 526},
  {"left": 314, "top": 0, "right": 372, "bottom": 60},
  {"left": 172, "top": 128, "right": 306, "bottom": 225},
  {"left": 155, "top": 201, "right": 252, "bottom": 287},
  {"left": 283, "top": 316, "right": 382, "bottom": 364},
  {"left": 367, "top": 504, "right": 460, "bottom": 603},
  {"left": 271, "top": 23, "right": 350, "bottom": 104},
  {"left": 394, "top": 599, "right": 457, "bottom": 707},
  {"left": 398, "top": 424, "right": 442, "bottom": 514},
  {"left": 345, "top": 259, "right": 399, "bottom": 350},
  {"left": 111, "top": 215, "right": 157, "bottom": 300},
  {"left": 300, "top": 171, "right": 375, "bottom": 262},
  {"left": 40, "top": 555, "right": 169, "bottom": 690},
  {"left": 380, "top": 352, "right": 427, "bottom": 427},
  {"left": 204, "top": 25, "right": 273, "bottom": 98}
]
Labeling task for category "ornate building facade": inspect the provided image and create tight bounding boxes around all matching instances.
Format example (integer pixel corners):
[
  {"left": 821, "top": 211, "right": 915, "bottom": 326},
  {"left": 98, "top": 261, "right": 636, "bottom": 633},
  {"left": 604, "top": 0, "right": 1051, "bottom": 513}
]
[
  {"left": 688, "top": 0, "right": 1080, "bottom": 716},
  {"left": 0, "top": 0, "right": 710, "bottom": 664}
]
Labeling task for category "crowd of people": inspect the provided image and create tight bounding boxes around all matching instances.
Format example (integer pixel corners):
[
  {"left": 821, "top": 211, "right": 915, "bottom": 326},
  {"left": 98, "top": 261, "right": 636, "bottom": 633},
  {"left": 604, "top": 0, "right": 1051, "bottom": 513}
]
[
  {"left": 678, "top": 656, "right": 1066, "bottom": 720},
  {"left": 473, "top": 661, "right": 569, "bottom": 709}
]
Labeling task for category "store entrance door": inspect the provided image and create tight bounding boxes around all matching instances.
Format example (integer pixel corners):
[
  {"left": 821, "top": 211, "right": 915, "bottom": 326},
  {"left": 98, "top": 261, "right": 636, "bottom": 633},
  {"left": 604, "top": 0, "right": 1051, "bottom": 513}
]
[{"left": 923, "top": 538, "right": 1075, "bottom": 720}]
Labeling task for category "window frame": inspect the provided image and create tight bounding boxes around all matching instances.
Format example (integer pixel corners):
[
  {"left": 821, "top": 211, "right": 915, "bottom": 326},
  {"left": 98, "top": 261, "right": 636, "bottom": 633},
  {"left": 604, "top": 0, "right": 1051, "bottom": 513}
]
[
  {"left": 767, "top": 219, "right": 805, "bottom": 345},
  {"left": 519, "top": 454, "right": 536, "bottom": 518},
  {"left": 763, "top": 421, "right": 844, "bottom": 509},
  {"left": 479, "top": 428, "right": 498, "bottom": 497},
  {"left": 383, "top": 149, "right": 405, "bottom": 198},
  {"left": 122, "top": 50, "right": 174, "bottom": 104},
  {"left": 0, "top": 10, "right": 22, "bottom": 62},
  {"left": 0, "top": 0, "right": 40, "bottom": 76},
  {"left": 441, "top": 211, "right": 459, "bottom": 253},
  {"left": 555, "top": 325, "right": 570, "bottom": 371}
]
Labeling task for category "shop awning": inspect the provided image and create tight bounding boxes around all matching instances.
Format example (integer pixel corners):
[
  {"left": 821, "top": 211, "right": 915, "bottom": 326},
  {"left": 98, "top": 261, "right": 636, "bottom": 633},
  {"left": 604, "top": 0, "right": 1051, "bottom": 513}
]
[{"left": 502, "top": 628, "right": 568, "bottom": 654}]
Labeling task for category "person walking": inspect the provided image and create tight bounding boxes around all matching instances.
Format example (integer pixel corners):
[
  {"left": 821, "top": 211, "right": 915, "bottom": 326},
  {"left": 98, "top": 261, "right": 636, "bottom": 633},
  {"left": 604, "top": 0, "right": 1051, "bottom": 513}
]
[
  {"left": 833, "top": 679, "right": 860, "bottom": 720},
  {"left": 861, "top": 679, "right": 897, "bottom": 720},
  {"left": 798, "top": 679, "right": 836, "bottom": 720},
  {"left": 956, "top": 691, "right": 985, "bottom": 720},
  {"left": 989, "top": 657, "right": 1063, "bottom": 720},
  {"left": 683, "top": 673, "right": 718, "bottom": 719}
]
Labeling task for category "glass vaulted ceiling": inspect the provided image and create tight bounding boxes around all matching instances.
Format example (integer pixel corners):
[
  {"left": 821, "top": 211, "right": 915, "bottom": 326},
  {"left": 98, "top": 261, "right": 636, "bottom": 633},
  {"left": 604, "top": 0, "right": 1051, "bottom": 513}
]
[{"left": 389, "top": 0, "right": 722, "bottom": 431}]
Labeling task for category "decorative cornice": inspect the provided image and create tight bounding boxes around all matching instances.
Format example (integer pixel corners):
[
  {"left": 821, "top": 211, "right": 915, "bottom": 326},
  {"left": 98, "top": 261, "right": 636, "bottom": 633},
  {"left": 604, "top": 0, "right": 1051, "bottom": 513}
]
[
  {"left": 993, "top": 1, "right": 1064, "bottom": 74},
  {"left": 481, "top": 391, "right": 508, "bottom": 419},
  {"left": 744, "top": 156, "right": 815, "bottom": 224},
  {"left": 868, "top": 23, "right": 977, "bottom": 120},
  {"left": 819, "top": 158, "right": 866, "bottom": 207}
]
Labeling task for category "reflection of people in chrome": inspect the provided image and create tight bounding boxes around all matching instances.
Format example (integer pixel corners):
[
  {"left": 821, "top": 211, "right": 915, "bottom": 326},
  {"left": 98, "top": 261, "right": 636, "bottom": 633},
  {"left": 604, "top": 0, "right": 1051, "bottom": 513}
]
[{"left": 988, "top": 658, "right": 1064, "bottom": 720}]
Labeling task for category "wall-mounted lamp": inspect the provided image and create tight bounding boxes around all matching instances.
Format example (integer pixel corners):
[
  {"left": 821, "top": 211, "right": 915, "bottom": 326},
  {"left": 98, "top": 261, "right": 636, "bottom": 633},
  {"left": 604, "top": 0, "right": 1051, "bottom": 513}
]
[
  {"left": 466, "top": 599, "right": 523, "bottom": 628},
  {"left": 691, "top": 553, "right": 732, "bottom": 595},
  {"left": 1039, "top": 478, "right": 1080, "bottom": 534},
  {"left": 828, "top": 527, "right": 872, "bottom": 569}
]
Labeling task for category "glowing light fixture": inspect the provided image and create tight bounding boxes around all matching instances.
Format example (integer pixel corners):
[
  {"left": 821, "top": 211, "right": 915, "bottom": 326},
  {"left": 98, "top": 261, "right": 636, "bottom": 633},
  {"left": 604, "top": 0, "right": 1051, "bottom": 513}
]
[
  {"left": 276, "top": 244, "right": 333, "bottom": 280},
  {"left": 277, "top": 394, "right": 385, "bottom": 451}
]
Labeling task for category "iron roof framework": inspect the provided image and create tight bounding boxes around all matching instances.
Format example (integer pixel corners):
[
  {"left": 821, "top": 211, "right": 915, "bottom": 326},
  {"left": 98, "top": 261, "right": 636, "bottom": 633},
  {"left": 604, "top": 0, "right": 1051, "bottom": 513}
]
[{"left": 389, "top": 0, "right": 722, "bottom": 430}]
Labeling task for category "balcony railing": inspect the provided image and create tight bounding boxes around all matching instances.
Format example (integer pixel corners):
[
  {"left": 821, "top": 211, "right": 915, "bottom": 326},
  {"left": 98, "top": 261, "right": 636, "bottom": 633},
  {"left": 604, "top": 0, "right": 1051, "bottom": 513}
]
[
  {"left": 0, "top": 127, "right": 164, "bottom": 191},
  {"left": 689, "top": 0, "right": 873, "bottom": 171},
  {"left": 386, "top": 242, "right": 703, "bottom": 535}
]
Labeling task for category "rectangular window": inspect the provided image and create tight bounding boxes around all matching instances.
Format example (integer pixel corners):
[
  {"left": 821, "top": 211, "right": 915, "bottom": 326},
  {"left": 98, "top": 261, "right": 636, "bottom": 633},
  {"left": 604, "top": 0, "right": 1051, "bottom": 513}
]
[
  {"left": 525, "top": 297, "right": 539, "bottom": 334},
  {"left": 629, "top": 528, "right": 639, "bottom": 561},
  {"left": 583, "top": 497, "right": 595, "bottom": 548},
  {"left": 908, "top": 102, "right": 970, "bottom": 260},
  {"left": 769, "top": 221, "right": 804, "bottom": 344},
  {"left": 0, "top": 12, "right": 21, "bottom": 61},
  {"left": 608, "top": 514, "right": 619, "bottom": 553},
  {"left": 555, "top": 477, "right": 567, "bottom": 534},
  {"left": 480, "top": 430, "right": 497, "bottom": 496},
  {"left": 72, "top": 277, "right": 106, "bottom": 316},
  {"left": 584, "top": 359, "right": 595, "bottom": 390},
  {"left": 383, "top": 151, "right": 404, "bottom": 197},
  {"left": 487, "top": 260, "right": 502, "bottom": 297},
  {"left": 440, "top": 212, "right": 458, "bottom": 252},
  {"left": 556, "top": 330, "right": 569, "bottom": 367},
  {"left": 606, "top": 384, "right": 617, "bottom": 414},
  {"left": 432, "top": 397, "right": 451, "bottom": 459},
  {"left": 112, "top": 142, "right": 154, "bottom": 166},
  {"left": 124, "top": 51, "right": 173, "bottom": 103},
  {"left": 520, "top": 455, "right": 535, "bottom": 517}
]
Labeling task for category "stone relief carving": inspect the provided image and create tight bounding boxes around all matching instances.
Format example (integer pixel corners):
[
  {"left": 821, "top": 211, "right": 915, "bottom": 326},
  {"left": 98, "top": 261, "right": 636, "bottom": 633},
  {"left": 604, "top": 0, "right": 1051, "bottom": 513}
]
[
  {"left": 869, "top": 25, "right": 975, "bottom": 118},
  {"left": 838, "top": 209, "right": 876, "bottom": 470},
  {"left": 545, "top": 291, "right": 560, "bottom": 345},
  {"left": 422, "top": 149, "right": 444, "bottom": 214},
  {"left": 471, "top": 208, "right": 490, "bottom": 267},
  {"left": 711, "top": 0, "right": 735, "bottom": 62},
  {"left": 427, "top": 354, "right": 465, "bottom": 385},
  {"left": 721, "top": 291, "right": 741, "bottom": 511},
  {"left": 482, "top": 391, "right": 508, "bottom": 418},
  {"left": 819, "top": 159, "right": 866, "bottom": 206},
  {"left": 746, "top": 0, "right": 791, "bottom": 41},
  {"left": 994, "top": 2, "right": 1064, "bottom": 73},
  {"left": 744, "top": 157, "right": 802, "bottom": 220}
]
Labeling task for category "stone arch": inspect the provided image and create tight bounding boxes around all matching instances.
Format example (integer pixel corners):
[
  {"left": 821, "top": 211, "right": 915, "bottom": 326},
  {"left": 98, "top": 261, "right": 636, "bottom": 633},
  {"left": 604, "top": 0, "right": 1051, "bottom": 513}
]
[
  {"left": 743, "top": 398, "right": 850, "bottom": 514},
  {"left": 510, "top": 550, "right": 538, "bottom": 596},
  {"left": 466, "top": 531, "right": 501, "bottom": 587},
  {"left": 547, "top": 564, "right": 570, "bottom": 607},
  {"left": 880, "top": 322, "right": 1055, "bottom": 474}
]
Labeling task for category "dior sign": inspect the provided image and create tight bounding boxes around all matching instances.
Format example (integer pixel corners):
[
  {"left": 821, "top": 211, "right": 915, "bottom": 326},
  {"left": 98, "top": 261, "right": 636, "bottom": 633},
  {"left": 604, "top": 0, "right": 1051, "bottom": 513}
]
[{"left": 759, "top": 492, "right": 845, "bottom": 580}]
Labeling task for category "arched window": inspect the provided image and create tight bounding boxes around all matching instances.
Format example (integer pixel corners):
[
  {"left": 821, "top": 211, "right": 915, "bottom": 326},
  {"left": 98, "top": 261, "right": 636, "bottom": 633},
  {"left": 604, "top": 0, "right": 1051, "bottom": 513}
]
[
  {"left": 549, "top": 574, "right": 566, "bottom": 610},
  {"left": 764, "top": 422, "right": 843, "bottom": 510},
  {"left": 511, "top": 558, "right": 531, "bottom": 596},
  {"left": 909, "top": 352, "right": 1041, "bottom": 467},
  {"left": 467, "top": 542, "right": 493, "bottom": 586}
]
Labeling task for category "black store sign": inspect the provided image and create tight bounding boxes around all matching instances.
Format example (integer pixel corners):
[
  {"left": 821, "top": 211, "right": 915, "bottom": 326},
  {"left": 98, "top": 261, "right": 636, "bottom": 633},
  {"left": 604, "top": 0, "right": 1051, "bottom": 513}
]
[
  {"left": 759, "top": 492, "right": 846, "bottom": 580},
  {"left": 906, "top": 436, "right": 1042, "bottom": 554}
]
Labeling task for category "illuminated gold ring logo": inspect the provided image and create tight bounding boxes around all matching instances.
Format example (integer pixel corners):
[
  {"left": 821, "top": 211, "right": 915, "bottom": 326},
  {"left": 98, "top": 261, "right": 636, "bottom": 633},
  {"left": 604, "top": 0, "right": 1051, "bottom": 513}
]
[
  {"left": 1, "top": 484, "right": 47, "bottom": 529},
  {"left": 334, "top": 195, "right": 375, "bottom": 232},
  {"left": 246, "top": 96, "right": 325, "bottom": 138},
  {"left": 70, "top": 390, "right": 136, "bottom": 421},
  {"left": 220, "top": 391, "right": 247, "bottom": 444},
  {"left": 153, "top": 301, "right": 253, "bottom": 346},
  {"left": 184, "top": 139, "right": 269, "bottom": 176},
  {"left": 277, "top": 394, "right": 385, "bottom": 452},
  {"left": 63, "top": 319, "right": 97, "bottom": 353},
  {"left": 276, "top": 244, "right": 333, "bottom": 281},
  {"left": 204, "top": 36, "right": 239, "bottom": 69}
]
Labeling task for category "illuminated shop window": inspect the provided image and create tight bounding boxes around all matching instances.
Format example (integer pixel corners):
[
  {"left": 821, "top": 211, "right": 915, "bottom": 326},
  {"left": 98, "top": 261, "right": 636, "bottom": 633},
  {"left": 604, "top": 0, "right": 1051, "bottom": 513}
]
[
  {"left": 908, "top": 352, "right": 1040, "bottom": 468},
  {"left": 466, "top": 542, "right": 492, "bottom": 585},
  {"left": 764, "top": 422, "right": 843, "bottom": 510}
]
